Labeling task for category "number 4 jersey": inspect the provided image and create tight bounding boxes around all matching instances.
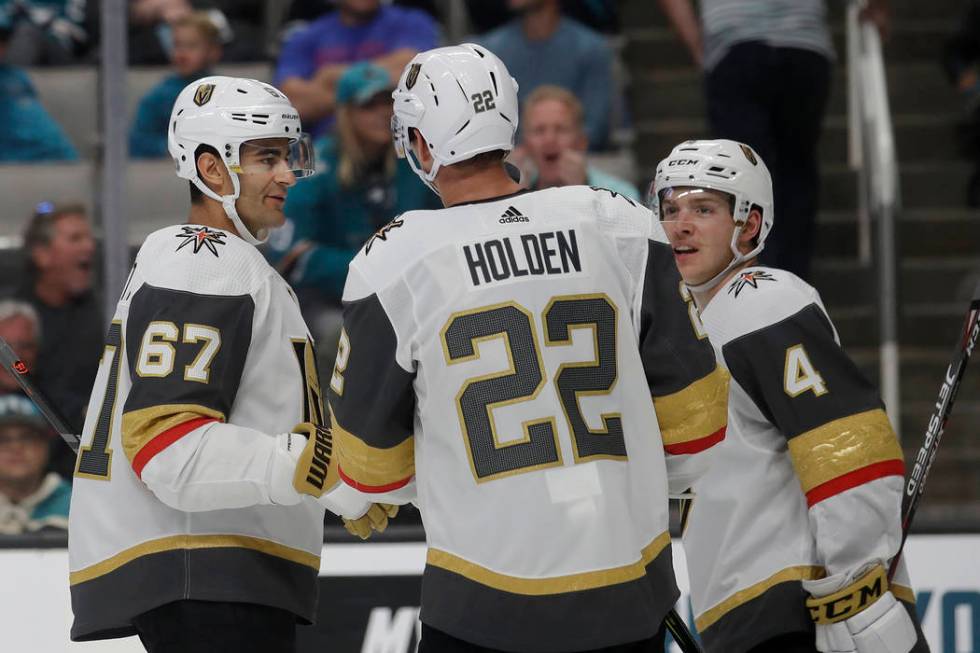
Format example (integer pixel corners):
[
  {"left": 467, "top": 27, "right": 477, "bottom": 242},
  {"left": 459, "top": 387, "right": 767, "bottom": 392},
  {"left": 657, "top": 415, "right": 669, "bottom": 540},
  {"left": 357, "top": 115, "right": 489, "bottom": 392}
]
[
  {"left": 326, "top": 186, "right": 730, "bottom": 651},
  {"left": 682, "top": 267, "right": 923, "bottom": 653},
  {"left": 68, "top": 225, "right": 325, "bottom": 641}
]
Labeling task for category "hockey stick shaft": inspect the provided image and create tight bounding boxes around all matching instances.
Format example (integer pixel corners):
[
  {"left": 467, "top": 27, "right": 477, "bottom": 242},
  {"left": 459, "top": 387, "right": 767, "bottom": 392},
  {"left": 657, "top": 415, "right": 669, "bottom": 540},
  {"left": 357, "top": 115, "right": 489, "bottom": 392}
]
[
  {"left": 665, "top": 607, "right": 703, "bottom": 653},
  {"left": 0, "top": 335, "right": 80, "bottom": 453},
  {"left": 888, "top": 280, "right": 980, "bottom": 580}
]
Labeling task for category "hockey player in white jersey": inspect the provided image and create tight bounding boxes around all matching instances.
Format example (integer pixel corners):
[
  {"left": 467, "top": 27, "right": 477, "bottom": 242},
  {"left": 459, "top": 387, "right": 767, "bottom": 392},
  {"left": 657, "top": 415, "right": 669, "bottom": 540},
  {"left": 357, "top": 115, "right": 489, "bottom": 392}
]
[
  {"left": 67, "top": 76, "right": 392, "bottom": 653},
  {"left": 650, "top": 139, "right": 928, "bottom": 653},
  {"left": 298, "top": 44, "right": 732, "bottom": 652}
]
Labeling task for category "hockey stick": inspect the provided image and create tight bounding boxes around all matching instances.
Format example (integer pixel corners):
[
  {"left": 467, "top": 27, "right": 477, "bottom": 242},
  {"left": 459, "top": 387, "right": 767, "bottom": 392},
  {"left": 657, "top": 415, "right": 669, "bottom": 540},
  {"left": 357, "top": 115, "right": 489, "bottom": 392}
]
[
  {"left": 665, "top": 606, "right": 703, "bottom": 653},
  {"left": 0, "top": 335, "right": 80, "bottom": 453},
  {"left": 888, "top": 279, "right": 980, "bottom": 580}
]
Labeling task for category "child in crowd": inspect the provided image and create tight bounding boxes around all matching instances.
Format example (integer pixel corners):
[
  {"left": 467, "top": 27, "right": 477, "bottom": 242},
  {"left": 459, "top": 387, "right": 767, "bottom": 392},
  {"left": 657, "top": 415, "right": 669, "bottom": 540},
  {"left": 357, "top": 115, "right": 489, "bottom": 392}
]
[{"left": 129, "top": 11, "right": 222, "bottom": 159}]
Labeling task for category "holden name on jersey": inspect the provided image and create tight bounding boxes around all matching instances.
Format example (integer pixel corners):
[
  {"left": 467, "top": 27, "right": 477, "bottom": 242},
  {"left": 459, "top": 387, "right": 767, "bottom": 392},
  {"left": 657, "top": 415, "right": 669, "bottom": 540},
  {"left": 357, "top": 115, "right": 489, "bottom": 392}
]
[{"left": 462, "top": 228, "right": 582, "bottom": 287}]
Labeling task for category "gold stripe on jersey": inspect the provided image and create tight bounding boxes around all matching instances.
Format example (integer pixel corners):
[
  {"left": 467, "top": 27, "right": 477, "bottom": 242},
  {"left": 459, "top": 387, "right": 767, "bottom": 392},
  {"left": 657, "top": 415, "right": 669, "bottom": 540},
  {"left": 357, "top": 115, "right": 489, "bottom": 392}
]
[
  {"left": 696, "top": 565, "right": 825, "bottom": 633},
  {"left": 426, "top": 531, "right": 671, "bottom": 596},
  {"left": 654, "top": 365, "right": 729, "bottom": 450},
  {"left": 332, "top": 414, "right": 415, "bottom": 489},
  {"left": 788, "top": 408, "right": 903, "bottom": 495},
  {"left": 121, "top": 404, "right": 225, "bottom": 463},
  {"left": 69, "top": 533, "right": 321, "bottom": 585},
  {"left": 893, "top": 583, "right": 915, "bottom": 604}
]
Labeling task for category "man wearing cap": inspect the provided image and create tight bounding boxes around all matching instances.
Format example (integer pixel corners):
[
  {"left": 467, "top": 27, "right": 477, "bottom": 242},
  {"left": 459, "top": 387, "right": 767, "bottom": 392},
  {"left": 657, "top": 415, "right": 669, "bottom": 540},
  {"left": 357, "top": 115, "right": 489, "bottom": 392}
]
[
  {"left": 0, "top": 394, "right": 70, "bottom": 535},
  {"left": 269, "top": 62, "right": 439, "bottom": 359}
]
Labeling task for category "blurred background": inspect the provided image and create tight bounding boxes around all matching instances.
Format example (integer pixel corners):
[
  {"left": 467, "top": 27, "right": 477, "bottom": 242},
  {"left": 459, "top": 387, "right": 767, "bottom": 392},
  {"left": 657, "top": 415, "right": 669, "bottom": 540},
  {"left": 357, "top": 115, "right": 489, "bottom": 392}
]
[{"left": 0, "top": 0, "right": 977, "bottom": 651}]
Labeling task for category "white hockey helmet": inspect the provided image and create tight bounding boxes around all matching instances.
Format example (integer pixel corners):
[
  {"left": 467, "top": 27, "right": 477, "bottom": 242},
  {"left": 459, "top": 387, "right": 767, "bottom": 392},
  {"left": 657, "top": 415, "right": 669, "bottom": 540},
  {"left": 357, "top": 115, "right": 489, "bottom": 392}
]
[
  {"left": 649, "top": 139, "right": 774, "bottom": 292},
  {"left": 168, "top": 75, "right": 316, "bottom": 245},
  {"left": 391, "top": 43, "right": 519, "bottom": 194}
]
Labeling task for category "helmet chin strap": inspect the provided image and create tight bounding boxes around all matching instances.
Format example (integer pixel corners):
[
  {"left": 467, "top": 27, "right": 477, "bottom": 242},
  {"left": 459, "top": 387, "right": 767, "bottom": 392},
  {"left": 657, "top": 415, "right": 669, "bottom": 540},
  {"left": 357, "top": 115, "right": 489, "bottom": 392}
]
[
  {"left": 685, "top": 220, "right": 764, "bottom": 294},
  {"left": 191, "top": 169, "right": 268, "bottom": 245},
  {"left": 407, "top": 144, "right": 442, "bottom": 197}
]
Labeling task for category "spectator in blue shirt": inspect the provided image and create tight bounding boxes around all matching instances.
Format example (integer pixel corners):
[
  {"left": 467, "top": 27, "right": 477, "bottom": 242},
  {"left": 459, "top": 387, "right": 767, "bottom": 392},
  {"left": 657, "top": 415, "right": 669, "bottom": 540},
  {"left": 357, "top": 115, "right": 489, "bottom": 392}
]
[
  {"left": 513, "top": 85, "right": 639, "bottom": 200},
  {"left": 476, "top": 0, "right": 613, "bottom": 150},
  {"left": 268, "top": 62, "right": 440, "bottom": 305},
  {"left": 274, "top": 0, "right": 438, "bottom": 138},
  {"left": 0, "top": 394, "right": 71, "bottom": 535},
  {"left": 0, "top": 27, "right": 77, "bottom": 162},
  {"left": 129, "top": 11, "right": 222, "bottom": 159}
]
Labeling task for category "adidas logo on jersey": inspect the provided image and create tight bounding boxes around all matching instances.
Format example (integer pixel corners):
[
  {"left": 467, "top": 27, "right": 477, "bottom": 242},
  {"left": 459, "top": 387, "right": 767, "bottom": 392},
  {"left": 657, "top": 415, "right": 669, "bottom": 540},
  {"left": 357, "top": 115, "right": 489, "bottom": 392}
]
[{"left": 499, "top": 206, "right": 530, "bottom": 224}]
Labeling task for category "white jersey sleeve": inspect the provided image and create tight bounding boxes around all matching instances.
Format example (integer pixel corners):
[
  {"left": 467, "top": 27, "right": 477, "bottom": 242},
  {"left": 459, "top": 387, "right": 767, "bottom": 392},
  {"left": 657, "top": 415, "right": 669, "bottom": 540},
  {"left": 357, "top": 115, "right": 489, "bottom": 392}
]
[
  {"left": 322, "top": 256, "right": 419, "bottom": 506},
  {"left": 86, "top": 226, "right": 321, "bottom": 512},
  {"left": 703, "top": 268, "right": 904, "bottom": 579}
]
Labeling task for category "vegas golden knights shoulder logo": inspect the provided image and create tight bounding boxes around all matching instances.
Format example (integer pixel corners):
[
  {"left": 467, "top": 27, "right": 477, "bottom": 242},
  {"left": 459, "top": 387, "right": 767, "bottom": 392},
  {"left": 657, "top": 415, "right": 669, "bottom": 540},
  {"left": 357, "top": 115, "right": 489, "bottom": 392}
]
[
  {"left": 739, "top": 143, "right": 758, "bottom": 166},
  {"left": 405, "top": 63, "right": 421, "bottom": 90},
  {"left": 193, "top": 83, "right": 216, "bottom": 107}
]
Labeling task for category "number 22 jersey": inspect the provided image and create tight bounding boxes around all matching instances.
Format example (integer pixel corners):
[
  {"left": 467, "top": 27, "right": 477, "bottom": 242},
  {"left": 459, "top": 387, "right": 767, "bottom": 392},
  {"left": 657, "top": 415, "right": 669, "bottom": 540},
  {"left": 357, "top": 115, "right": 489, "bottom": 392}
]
[{"left": 327, "top": 186, "right": 729, "bottom": 651}]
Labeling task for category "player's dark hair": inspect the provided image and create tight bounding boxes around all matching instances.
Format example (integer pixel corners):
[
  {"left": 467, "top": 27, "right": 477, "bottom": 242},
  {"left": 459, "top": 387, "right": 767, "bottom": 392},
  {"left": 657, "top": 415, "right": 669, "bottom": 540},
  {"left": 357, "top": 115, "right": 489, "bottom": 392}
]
[
  {"left": 189, "top": 144, "right": 222, "bottom": 204},
  {"left": 749, "top": 203, "right": 764, "bottom": 248},
  {"left": 453, "top": 150, "right": 509, "bottom": 171},
  {"left": 407, "top": 128, "right": 508, "bottom": 173}
]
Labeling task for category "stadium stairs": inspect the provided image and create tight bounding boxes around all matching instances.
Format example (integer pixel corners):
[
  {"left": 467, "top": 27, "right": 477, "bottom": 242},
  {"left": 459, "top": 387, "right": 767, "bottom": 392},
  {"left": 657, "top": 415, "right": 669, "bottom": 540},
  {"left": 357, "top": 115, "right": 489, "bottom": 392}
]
[{"left": 622, "top": 0, "right": 980, "bottom": 524}]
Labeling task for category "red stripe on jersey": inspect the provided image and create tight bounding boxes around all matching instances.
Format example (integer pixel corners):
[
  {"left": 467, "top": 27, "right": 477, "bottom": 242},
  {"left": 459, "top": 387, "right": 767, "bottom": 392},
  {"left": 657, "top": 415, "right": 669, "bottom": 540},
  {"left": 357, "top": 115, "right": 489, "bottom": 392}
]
[
  {"left": 132, "top": 417, "right": 217, "bottom": 478},
  {"left": 663, "top": 425, "right": 726, "bottom": 455},
  {"left": 805, "top": 459, "right": 906, "bottom": 507},
  {"left": 338, "top": 465, "right": 412, "bottom": 494}
]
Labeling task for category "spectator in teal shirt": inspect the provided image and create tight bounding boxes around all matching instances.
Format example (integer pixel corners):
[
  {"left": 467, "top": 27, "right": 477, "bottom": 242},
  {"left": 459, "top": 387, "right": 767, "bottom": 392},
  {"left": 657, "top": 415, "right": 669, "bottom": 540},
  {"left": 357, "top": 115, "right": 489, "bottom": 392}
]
[
  {"left": 0, "top": 25, "right": 77, "bottom": 162},
  {"left": 0, "top": 394, "right": 71, "bottom": 535},
  {"left": 268, "top": 62, "right": 440, "bottom": 304},
  {"left": 129, "top": 12, "right": 222, "bottom": 159}
]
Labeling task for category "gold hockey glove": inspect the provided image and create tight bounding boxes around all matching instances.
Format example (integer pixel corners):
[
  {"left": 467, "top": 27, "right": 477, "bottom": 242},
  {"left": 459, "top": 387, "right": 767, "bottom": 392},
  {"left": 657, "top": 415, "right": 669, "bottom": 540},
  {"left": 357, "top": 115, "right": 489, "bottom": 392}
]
[{"left": 344, "top": 503, "right": 400, "bottom": 540}]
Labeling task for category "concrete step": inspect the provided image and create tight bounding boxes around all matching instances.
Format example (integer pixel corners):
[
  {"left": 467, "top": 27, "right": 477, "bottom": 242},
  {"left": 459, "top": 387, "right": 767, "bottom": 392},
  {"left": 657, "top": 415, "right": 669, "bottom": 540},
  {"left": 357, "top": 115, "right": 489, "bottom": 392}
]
[
  {"left": 622, "top": 0, "right": 963, "bottom": 31},
  {"left": 624, "top": 21, "right": 957, "bottom": 75},
  {"left": 825, "top": 287, "right": 972, "bottom": 349},
  {"left": 814, "top": 209, "right": 980, "bottom": 260},
  {"left": 637, "top": 161, "right": 975, "bottom": 212},
  {"left": 631, "top": 62, "right": 961, "bottom": 123},
  {"left": 633, "top": 113, "right": 960, "bottom": 170},
  {"left": 812, "top": 255, "right": 980, "bottom": 311}
]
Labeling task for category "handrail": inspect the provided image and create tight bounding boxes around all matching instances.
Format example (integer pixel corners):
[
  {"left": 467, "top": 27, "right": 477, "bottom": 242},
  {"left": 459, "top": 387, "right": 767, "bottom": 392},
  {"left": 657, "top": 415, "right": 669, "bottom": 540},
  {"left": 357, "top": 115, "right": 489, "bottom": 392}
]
[{"left": 847, "top": 1, "right": 901, "bottom": 433}]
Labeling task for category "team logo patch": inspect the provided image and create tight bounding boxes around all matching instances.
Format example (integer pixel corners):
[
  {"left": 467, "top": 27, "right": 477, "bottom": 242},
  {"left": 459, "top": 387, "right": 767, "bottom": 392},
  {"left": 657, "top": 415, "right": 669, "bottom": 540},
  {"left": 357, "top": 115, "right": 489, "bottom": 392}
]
[
  {"left": 365, "top": 217, "right": 404, "bottom": 254},
  {"left": 405, "top": 63, "right": 421, "bottom": 90},
  {"left": 739, "top": 144, "right": 758, "bottom": 166},
  {"left": 175, "top": 226, "right": 227, "bottom": 257},
  {"left": 193, "top": 83, "right": 215, "bottom": 106},
  {"left": 728, "top": 269, "right": 776, "bottom": 297}
]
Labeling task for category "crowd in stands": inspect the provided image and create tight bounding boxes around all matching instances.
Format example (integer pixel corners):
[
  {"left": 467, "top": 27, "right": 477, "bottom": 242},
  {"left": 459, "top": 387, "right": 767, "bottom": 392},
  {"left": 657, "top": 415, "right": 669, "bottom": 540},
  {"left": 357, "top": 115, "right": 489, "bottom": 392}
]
[
  {"left": 1, "top": 0, "right": 904, "bottom": 534},
  {"left": 944, "top": 0, "right": 980, "bottom": 207}
]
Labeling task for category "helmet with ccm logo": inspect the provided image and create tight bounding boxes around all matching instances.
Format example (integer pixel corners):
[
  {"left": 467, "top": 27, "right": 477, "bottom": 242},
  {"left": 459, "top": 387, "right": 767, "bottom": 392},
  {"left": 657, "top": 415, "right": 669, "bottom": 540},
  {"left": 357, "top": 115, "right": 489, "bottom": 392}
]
[
  {"left": 649, "top": 139, "right": 774, "bottom": 291},
  {"left": 168, "top": 75, "right": 316, "bottom": 245},
  {"left": 391, "top": 43, "right": 519, "bottom": 194}
]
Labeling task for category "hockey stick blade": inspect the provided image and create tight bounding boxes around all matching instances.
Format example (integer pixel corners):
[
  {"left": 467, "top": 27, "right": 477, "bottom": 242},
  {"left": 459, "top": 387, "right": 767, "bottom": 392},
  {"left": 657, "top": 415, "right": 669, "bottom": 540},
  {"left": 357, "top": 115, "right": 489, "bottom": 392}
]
[
  {"left": 0, "top": 335, "right": 81, "bottom": 453},
  {"left": 889, "top": 279, "right": 980, "bottom": 579},
  {"left": 665, "top": 607, "right": 703, "bottom": 653}
]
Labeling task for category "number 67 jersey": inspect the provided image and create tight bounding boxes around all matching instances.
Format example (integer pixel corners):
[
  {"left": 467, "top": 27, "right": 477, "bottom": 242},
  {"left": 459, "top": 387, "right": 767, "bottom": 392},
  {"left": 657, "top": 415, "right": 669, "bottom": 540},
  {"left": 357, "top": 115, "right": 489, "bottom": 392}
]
[
  {"left": 68, "top": 225, "right": 324, "bottom": 641},
  {"left": 327, "top": 186, "right": 730, "bottom": 652}
]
